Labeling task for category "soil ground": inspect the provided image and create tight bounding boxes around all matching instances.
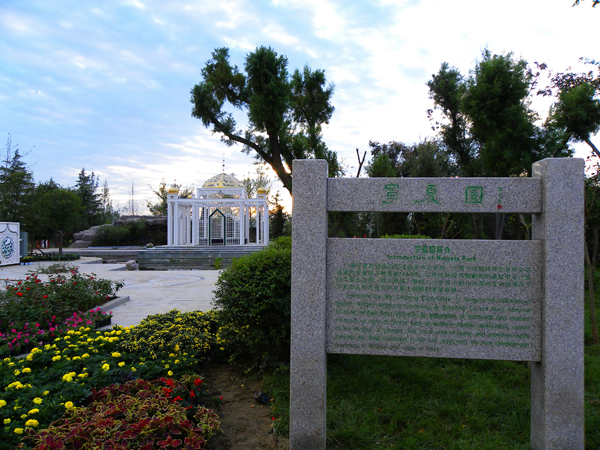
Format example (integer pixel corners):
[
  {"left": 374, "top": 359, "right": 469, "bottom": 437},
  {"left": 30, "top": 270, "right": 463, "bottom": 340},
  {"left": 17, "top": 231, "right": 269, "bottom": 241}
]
[{"left": 203, "top": 363, "right": 289, "bottom": 450}]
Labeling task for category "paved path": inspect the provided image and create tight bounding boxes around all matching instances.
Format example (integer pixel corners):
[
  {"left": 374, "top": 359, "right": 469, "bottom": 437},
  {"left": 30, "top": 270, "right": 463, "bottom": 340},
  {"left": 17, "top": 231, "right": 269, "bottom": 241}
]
[{"left": 0, "top": 258, "right": 221, "bottom": 327}]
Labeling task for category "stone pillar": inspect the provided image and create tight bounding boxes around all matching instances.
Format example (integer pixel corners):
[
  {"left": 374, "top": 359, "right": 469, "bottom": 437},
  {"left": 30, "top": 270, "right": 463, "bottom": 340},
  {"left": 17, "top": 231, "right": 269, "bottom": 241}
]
[
  {"left": 531, "top": 158, "right": 584, "bottom": 450},
  {"left": 290, "top": 159, "right": 328, "bottom": 450}
]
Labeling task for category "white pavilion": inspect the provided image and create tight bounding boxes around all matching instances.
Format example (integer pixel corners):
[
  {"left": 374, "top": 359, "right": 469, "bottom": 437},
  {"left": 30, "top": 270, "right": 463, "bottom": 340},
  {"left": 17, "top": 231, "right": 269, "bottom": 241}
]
[{"left": 166, "top": 172, "right": 269, "bottom": 247}]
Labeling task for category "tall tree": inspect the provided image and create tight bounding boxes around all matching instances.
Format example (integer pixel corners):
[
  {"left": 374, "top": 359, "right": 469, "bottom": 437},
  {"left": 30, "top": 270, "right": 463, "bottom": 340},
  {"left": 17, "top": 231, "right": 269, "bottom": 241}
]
[
  {"left": 427, "top": 63, "right": 476, "bottom": 176},
  {"left": 41, "top": 188, "right": 83, "bottom": 259},
  {"left": 546, "top": 82, "right": 600, "bottom": 158},
  {"left": 146, "top": 179, "right": 194, "bottom": 217},
  {"left": 74, "top": 169, "right": 102, "bottom": 231},
  {"left": 462, "top": 51, "right": 545, "bottom": 177},
  {"left": 190, "top": 46, "right": 338, "bottom": 195},
  {"left": 242, "top": 165, "right": 273, "bottom": 199},
  {"left": 100, "top": 179, "right": 118, "bottom": 223},
  {"left": 0, "top": 134, "right": 35, "bottom": 226}
]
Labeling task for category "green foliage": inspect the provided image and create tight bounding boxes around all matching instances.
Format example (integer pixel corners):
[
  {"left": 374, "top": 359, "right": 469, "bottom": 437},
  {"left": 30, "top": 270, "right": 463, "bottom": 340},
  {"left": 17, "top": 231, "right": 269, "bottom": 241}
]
[
  {"left": 146, "top": 179, "right": 194, "bottom": 217},
  {"left": 190, "top": 46, "right": 338, "bottom": 196},
  {"left": 118, "top": 310, "right": 222, "bottom": 361},
  {"left": 212, "top": 237, "right": 291, "bottom": 368},
  {"left": 24, "top": 378, "right": 220, "bottom": 450},
  {"left": 91, "top": 221, "right": 148, "bottom": 247},
  {"left": 381, "top": 234, "right": 431, "bottom": 239},
  {"left": 0, "top": 134, "right": 35, "bottom": 225},
  {"left": 214, "top": 257, "right": 223, "bottom": 270},
  {"left": 547, "top": 82, "right": 600, "bottom": 157},
  {"left": 22, "top": 254, "right": 80, "bottom": 263},
  {"left": 74, "top": 169, "right": 103, "bottom": 232}
]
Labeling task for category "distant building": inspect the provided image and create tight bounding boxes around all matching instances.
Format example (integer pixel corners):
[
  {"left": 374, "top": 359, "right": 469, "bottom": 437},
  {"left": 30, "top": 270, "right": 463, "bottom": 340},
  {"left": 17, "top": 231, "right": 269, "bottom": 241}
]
[{"left": 167, "top": 172, "right": 269, "bottom": 247}]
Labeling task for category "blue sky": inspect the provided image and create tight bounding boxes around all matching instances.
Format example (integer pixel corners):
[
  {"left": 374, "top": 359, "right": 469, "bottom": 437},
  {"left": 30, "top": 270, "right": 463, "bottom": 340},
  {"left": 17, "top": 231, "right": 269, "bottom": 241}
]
[{"left": 1, "top": 0, "right": 598, "bottom": 213}]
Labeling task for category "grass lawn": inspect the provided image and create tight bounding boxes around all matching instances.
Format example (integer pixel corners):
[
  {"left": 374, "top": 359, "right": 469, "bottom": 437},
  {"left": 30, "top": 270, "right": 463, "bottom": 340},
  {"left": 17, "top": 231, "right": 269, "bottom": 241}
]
[{"left": 266, "top": 295, "right": 600, "bottom": 449}]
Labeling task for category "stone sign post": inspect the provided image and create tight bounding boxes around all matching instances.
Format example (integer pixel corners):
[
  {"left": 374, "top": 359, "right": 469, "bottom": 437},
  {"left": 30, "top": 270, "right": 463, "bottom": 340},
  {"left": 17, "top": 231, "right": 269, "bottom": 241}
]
[
  {"left": 290, "top": 158, "right": 584, "bottom": 450},
  {"left": 0, "top": 222, "right": 21, "bottom": 266}
]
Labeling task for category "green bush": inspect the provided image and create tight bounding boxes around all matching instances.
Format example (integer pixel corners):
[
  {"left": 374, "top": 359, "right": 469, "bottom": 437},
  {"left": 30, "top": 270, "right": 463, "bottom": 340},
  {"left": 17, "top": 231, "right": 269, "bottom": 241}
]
[
  {"left": 91, "top": 221, "right": 148, "bottom": 247},
  {"left": 22, "top": 254, "right": 80, "bottom": 263},
  {"left": 212, "top": 236, "right": 291, "bottom": 368}
]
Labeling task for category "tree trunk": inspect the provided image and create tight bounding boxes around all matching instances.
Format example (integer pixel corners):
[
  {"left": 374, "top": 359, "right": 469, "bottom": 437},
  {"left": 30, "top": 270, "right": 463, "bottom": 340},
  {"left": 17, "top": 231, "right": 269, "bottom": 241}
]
[
  {"left": 584, "top": 137, "right": 600, "bottom": 160},
  {"left": 58, "top": 231, "right": 63, "bottom": 261},
  {"left": 584, "top": 238, "right": 600, "bottom": 345},
  {"left": 495, "top": 213, "right": 504, "bottom": 240}
]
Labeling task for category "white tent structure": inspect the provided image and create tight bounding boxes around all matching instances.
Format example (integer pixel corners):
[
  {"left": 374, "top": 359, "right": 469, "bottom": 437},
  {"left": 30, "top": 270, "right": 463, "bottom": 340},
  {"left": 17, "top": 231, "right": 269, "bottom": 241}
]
[{"left": 167, "top": 173, "right": 269, "bottom": 247}]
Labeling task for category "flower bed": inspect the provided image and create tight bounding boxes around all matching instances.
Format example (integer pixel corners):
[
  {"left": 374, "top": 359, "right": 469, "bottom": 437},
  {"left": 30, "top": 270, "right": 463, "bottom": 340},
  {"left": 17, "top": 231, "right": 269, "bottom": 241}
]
[
  {"left": 1, "top": 322, "right": 222, "bottom": 449},
  {"left": 0, "top": 272, "right": 123, "bottom": 357}
]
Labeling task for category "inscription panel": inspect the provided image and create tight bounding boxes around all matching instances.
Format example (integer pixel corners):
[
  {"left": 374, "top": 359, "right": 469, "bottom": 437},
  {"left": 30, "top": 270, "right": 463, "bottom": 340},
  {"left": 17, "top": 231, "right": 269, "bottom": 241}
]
[
  {"left": 327, "top": 177, "right": 542, "bottom": 213},
  {"left": 326, "top": 238, "right": 542, "bottom": 361}
]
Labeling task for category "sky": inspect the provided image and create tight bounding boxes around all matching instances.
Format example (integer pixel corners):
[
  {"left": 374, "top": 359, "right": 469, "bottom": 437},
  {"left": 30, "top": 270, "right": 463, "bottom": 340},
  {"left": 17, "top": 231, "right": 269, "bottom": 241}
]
[{"left": 1, "top": 0, "right": 598, "bottom": 214}]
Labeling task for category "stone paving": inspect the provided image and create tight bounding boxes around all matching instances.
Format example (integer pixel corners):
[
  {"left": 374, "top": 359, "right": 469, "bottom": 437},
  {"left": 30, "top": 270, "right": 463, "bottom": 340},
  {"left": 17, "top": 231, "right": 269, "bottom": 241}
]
[{"left": 0, "top": 257, "right": 220, "bottom": 327}]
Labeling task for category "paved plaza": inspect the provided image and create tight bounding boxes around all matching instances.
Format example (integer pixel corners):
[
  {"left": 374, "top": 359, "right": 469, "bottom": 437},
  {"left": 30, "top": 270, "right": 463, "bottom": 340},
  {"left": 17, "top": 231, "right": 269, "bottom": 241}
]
[{"left": 0, "top": 257, "right": 220, "bottom": 327}]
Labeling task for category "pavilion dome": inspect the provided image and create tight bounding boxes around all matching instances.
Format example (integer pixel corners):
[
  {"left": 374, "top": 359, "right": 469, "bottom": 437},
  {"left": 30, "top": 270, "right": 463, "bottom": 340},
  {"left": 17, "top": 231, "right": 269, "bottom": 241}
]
[{"left": 202, "top": 173, "right": 242, "bottom": 189}]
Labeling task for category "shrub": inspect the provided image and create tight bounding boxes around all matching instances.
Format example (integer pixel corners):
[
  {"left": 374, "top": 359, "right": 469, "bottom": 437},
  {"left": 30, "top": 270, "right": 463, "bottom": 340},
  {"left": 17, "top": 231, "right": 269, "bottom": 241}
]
[
  {"left": 24, "top": 378, "right": 220, "bottom": 450},
  {"left": 91, "top": 221, "right": 148, "bottom": 247},
  {"left": 212, "top": 236, "right": 291, "bottom": 368},
  {"left": 118, "top": 310, "right": 222, "bottom": 361}
]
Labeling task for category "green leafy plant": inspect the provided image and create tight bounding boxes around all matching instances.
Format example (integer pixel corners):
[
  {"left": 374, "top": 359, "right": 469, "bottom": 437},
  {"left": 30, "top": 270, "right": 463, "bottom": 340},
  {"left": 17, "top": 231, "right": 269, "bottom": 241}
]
[
  {"left": 212, "top": 236, "right": 292, "bottom": 368},
  {"left": 91, "top": 221, "right": 149, "bottom": 247},
  {"left": 214, "top": 257, "right": 223, "bottom": 270}
]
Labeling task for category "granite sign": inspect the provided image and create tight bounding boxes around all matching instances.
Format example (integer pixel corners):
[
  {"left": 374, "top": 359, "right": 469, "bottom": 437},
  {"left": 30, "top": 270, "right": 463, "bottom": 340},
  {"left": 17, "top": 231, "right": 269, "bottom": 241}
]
[{"left": 291, "top": 158, "right": 584, "bottom": 450}]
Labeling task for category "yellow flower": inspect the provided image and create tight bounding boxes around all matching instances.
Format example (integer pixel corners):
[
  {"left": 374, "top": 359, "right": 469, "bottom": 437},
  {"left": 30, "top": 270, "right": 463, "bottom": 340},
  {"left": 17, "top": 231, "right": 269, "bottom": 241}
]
[
  {"left": 81, "top": 353, "right": 90, "bottom": 358},
  {"left": 28, "top": 408, "right": 39, "bottom": 415},
  {"left": 111, "top": 352, "right": 121, "bottom": 358},
  {"left": 52, "top": 355, "right": 61, "bottom": 362},
  {"left": 168, "top": 353, "right": 175, "bottom": 358},
  {"left": 131, "top": 367, "right": 136, "bottom": 372},
  {"left": 25, "top": 419, "right": 39, "bottom": 427},
  {"left": 64, "top": 401, "right": 74, "bottom": 409},
  {"left": 0, "top": 400, "right": 6, "bottom": 408},
  {"left": 14, "top": 428, "right": 23, "bottom": 434},
  {"left": 14, "top": 370, "right": 20, "bottom": 376},
  {"left": 21, "top": 414, "right": 27, "bottom": 419},
  {"left": 102, "top": 363, "right": 110, "bottom": 371},
  {"left": 33, "top": 397, "right": 42, "bottom": 405},
  {"left": 43, "top": 391, "right": 49, "bottom": 396},
  {"left": 72, "top": 356, "right": 81, "bottom": 361},
  {"left": 4, "top": 418, "right": 10, "bottom": 424},
  {"left": 118, "top": 362, "right": 125, "bottom": 367},
  {"left": 174, "top": 360, "right": 179, "bottom": 364},
  {"left": 168, "top": 370, "right": 174, "bottom": 376},
  {"left": 77, "top": 373, "right": 88, "bottom": 378}
]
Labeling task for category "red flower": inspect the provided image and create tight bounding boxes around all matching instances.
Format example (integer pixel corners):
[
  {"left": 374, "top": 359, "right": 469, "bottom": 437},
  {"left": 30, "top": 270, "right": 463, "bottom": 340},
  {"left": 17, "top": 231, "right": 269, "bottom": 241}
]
[
  {"left": 16, "top": 292, "right": 22, "bottom": 297},
  {"left": 43, "top": 295, "right": 48, "bottom": 298},
  {"left": 193, "top": 378, "right": 203, "bottom": 387},
  {"left": 173, "top": 396, "right": 183, "bottom": 402},
  {"left": 190, "top": 390, "right": 196, "bottom": 398}
]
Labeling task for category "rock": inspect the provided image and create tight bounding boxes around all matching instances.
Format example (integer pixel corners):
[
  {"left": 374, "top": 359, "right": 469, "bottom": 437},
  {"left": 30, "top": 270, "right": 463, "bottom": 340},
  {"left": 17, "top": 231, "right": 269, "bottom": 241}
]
[
  {"left": 125, "top": 260, "right": 139, "bottom": 271},
  {"left": 71, "top": 225, "right": 105, "bottom": 248},
  {"left": 145, "top": 243, "right": 154, "bottom": 248}
]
